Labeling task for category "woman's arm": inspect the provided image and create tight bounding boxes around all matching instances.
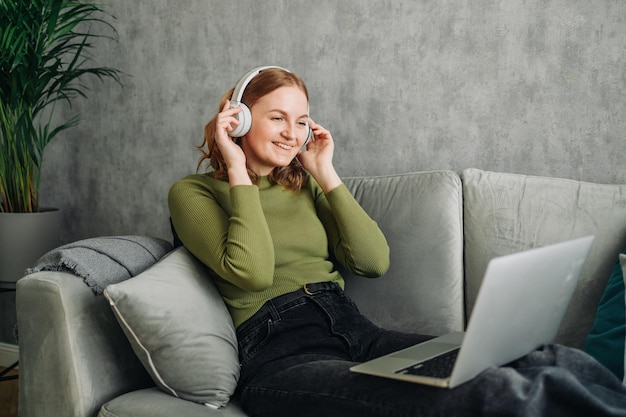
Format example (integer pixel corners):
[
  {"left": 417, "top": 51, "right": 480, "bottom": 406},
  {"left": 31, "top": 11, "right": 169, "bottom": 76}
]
[
  {"left": 299, "top": 121, "right": 389, "bottom": 277},
  {"left": 168, "top": 176, "right": 275, "bottom": 291},
  {"left": 313, "top": 180, "right": 390, "bottom": 278},
  {"left": 168, "top": 101, "right": 275, "bottom": 291}
]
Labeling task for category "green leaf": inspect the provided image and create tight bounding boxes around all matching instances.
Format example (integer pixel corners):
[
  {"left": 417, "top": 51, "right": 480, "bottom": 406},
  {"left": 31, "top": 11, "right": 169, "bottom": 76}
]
[{"left": 0, "top": 0, "right": 122, "bottom": 212}]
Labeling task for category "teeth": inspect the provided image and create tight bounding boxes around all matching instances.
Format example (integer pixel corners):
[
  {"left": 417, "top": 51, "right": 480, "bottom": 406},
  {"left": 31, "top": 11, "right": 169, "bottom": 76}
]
[{"left": 274, "top": 142, "right": 293, "bottom": 150}]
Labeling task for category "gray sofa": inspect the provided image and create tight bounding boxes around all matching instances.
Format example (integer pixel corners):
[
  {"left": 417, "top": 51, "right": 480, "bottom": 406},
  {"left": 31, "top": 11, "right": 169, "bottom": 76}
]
[{"left": 16, "top": 168, "right": 626, "bottom": 417}]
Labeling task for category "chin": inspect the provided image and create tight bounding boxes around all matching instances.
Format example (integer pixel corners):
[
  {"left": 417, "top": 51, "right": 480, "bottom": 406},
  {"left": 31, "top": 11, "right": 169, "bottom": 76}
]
[{"left": 273, "top": 156, "right": 298, "bottom": 167}]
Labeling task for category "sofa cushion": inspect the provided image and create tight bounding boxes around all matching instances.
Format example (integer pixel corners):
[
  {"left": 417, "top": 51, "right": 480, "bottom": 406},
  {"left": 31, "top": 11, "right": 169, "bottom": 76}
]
[
  {"left": 584, "top": 249, "right": 626, "bottom": 380},
  {"left": 462, "top": 168, "right": 626, "bottom": 348},
  {"left": 342, "top": 171, "right": 464, "bottom": 336},
  {"left": 103, "top": 247, "right": 239, "bottom": 409},
  {"left": 99, "top": 387, "right": 248, "bottom": 417}
]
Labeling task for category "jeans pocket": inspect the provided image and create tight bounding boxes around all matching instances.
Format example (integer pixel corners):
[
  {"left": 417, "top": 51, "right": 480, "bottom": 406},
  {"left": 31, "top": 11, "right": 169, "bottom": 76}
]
[{"left": 238, "top": 318, "right": 275, "bottom": 365}]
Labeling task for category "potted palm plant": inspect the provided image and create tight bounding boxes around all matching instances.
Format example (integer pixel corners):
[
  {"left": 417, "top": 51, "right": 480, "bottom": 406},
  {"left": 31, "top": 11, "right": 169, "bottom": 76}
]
[{"left": 0, "top": 0, "right": 121, "bottom": 283}]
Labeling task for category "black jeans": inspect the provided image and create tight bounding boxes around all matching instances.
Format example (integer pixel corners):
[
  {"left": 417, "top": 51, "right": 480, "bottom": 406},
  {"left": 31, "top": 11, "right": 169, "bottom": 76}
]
[{"left": 236, "top": 283, "right": 626, "bottom": 417}]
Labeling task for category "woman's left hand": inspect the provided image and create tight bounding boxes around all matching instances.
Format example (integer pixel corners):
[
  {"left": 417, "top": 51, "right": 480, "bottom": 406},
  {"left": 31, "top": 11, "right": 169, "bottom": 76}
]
[{"left": 297, "top": 120, "right": 342, "bottom": 192}]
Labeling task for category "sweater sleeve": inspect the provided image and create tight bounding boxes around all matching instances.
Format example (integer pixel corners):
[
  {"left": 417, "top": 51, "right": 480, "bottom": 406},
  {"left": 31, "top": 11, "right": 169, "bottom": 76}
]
[
  {"left": 315, "top": 182, "right": 390, "bottom": 278},
  {"left": 168, "top": 176, "right": 275, "bottom": 291}
]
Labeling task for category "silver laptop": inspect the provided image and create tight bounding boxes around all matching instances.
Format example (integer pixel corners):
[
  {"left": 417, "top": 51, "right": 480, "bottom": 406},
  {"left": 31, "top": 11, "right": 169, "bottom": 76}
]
[{"left": 350, "top": 235, "right": 595, "bottom": 388}]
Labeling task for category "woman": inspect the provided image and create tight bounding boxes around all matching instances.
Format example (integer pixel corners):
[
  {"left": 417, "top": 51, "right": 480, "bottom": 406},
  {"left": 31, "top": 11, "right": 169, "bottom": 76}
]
[{"left": 168, "top": 66, "right": 626, "bottom": 417}]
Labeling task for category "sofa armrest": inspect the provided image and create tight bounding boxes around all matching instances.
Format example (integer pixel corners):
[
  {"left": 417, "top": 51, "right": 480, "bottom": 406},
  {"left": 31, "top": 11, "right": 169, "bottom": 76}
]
[{"left": 17, "top": 271, "right": 152, "bottom": 417}]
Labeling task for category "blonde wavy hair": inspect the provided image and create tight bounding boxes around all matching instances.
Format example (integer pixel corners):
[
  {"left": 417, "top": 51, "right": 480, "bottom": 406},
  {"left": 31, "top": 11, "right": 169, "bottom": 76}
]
[{"left": 197, "top": 68, "right": 309, "bottom": 191}]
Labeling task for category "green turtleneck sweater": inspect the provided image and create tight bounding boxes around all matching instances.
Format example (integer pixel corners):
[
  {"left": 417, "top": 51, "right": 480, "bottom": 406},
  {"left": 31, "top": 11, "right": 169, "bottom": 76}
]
[{"left": 168, "top": 173, "right": 389, "bottom": 327}]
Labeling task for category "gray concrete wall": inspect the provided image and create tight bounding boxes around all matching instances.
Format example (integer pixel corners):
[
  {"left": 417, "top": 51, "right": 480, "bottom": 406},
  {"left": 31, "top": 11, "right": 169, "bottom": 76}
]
[
  {"left": 3, "top": 1, "right": 626, "bottom": 342},
  {"left": 43, "top": 0, "right": 626, "bottom": 243}
]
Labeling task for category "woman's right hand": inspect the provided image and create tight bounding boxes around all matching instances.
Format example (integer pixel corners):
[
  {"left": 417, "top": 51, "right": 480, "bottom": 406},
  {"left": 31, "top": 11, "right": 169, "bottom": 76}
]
[{"left": 214, "top": 101, "right": 252, "bottom": 185}]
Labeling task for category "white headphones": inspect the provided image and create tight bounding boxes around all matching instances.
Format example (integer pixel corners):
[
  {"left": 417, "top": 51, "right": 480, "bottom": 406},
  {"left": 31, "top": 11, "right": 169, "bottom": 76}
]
[{"left": 228, "top": 66, "right": 312, "bottom": 149}]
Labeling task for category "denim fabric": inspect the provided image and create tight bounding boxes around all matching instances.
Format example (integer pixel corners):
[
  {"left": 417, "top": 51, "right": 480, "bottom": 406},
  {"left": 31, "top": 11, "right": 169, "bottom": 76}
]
[{"left": 236, "top": 286, "right": 626, "bottom": 417}]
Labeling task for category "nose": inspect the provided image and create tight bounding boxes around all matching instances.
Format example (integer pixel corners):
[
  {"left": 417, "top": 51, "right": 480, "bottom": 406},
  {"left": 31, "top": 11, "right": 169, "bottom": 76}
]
[{"left": 282, "top": 122, "right": 298, "bottom": 142}]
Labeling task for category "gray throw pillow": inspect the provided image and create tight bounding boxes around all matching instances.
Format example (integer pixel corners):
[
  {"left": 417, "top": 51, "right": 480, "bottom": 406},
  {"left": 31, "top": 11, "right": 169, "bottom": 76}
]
[{"left": 104, "top": 247, "right": 239, "bottom": 409}]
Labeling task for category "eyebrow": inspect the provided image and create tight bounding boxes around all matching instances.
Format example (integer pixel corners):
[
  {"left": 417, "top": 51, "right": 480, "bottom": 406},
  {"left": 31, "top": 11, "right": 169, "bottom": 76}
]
[{"left": 269, "top": 109, "right": 309, "bottom": 119}]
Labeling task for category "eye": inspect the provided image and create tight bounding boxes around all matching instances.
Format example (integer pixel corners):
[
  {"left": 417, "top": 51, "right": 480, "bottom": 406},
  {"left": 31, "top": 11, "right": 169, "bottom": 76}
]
[
  {"left": 272, "top": 117, "right": 284, "bottom": 122},
  {"left": 297, "top": 120, "right": 308, "bottom": 127}
]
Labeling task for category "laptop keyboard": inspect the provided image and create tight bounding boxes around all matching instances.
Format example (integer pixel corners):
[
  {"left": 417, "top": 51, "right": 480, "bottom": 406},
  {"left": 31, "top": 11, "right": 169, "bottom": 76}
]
[{"left": 395, "top": 348, "right": 460, "bottom": 378}]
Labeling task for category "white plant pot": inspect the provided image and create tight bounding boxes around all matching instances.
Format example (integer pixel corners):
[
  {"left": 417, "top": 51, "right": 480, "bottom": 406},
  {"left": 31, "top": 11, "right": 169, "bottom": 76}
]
[{"left": 0, "top": 209, "right": 62, "bottom": 284}]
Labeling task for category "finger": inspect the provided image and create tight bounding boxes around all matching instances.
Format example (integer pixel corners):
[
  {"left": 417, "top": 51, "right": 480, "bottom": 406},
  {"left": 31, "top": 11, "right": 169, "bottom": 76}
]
[
  {"left": 309, "top": 120, "right": 327, "bottom": 134},
  {"left": 220, "top": 119, "right": 239, "bottom": 135},
  {"left": 311, "top": 125, "right": 330, "bottom": 140},
  {"left": 220, "top": 100, "right": 243, "bottom": 118},
  {"left": 217, "top": 108, "right": 242, "bottom": 134}
]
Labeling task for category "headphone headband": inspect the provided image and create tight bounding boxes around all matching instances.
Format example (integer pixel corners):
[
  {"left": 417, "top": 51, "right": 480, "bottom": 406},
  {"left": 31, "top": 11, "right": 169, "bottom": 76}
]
[{"left": 230, "top": 66, "right": 290, "bottom": 104}]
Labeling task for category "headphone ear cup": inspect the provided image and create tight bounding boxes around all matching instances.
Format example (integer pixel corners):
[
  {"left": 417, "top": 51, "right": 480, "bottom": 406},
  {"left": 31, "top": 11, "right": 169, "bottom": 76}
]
[
  {"left": 300, "top": 124, "right": 313, "bottom": 152},
  {"left": 229, "top": 102, "right": 252, "bottom": 138}
]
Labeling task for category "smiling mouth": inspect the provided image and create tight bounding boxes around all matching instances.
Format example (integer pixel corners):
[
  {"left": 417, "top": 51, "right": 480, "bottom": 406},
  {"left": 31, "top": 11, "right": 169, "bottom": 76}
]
[{"left": 273, "top": 142, "right": 294, "bottom": 150}]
